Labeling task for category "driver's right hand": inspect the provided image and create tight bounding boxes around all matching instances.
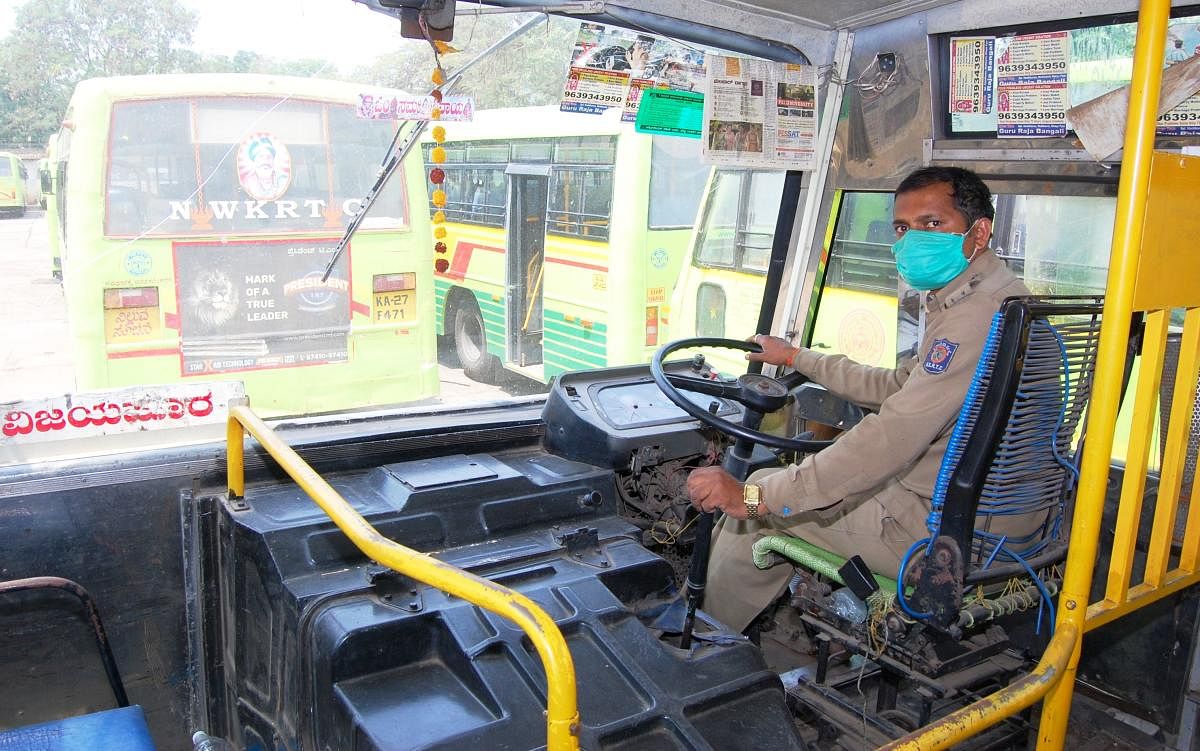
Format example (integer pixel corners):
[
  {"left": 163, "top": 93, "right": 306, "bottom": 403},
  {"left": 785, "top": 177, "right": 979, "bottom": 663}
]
[{"left": 746, "top": 334, "right": 802, "bottom": 368}]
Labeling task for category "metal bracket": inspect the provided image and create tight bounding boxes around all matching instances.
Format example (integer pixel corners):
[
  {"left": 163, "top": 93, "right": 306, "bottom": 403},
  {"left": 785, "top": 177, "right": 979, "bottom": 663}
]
[
  {"left": 226, "top": 494, "right": 250, "bottom": 512},
  {"left": 366, "top": 567, "right": 424, "bottom": 613},
  {"left": 923, "top": 138, "right": 1120, "bottom": 165},
  {"left": 555, "top": 526, "right": 610, "bottom": 568}
]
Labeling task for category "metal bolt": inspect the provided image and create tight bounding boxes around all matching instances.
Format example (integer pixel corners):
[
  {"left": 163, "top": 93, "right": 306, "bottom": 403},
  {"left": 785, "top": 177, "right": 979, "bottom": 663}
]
[{"left": 1065, "top": 600, "right": 1077, "bottom": 610}]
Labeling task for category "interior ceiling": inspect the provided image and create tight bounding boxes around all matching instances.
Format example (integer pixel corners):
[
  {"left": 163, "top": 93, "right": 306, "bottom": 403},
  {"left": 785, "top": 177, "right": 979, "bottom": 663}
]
[{"left": 609, "top": 0, "right": 958, "bottom": 30}]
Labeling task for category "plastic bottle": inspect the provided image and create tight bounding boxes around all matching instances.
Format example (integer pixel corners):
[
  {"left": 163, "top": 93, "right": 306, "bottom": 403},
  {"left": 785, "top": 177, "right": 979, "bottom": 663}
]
[
  {"left": 829, "top": 587, "right": 868, "bottom": 624},
  {"left": 192, "top": 731, "right": 234, "bottom": 751}
]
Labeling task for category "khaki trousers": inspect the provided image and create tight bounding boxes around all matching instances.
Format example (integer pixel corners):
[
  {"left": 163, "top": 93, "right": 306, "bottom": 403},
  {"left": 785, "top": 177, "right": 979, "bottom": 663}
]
[{"left": 703, "top": 481, "right": 931, "bottom": 633}]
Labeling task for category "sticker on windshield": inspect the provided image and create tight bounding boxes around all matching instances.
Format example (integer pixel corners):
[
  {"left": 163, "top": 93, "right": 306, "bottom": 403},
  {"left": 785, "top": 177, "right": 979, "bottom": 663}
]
[{"left": 237, "top": 133, "right": 292, "bottom": 202}]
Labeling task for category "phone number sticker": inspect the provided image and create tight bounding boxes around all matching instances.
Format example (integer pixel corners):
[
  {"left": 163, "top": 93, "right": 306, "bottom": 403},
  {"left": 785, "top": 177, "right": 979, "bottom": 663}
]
[
  {"left": 560, "top": 67, "right": 631, "bottom": 115},
  {"left": 1158, "top": 95, "right": 1200, "bottom": 136},
  {"left": 997, "top": 82, "right": 1068, "bottom": 137}
]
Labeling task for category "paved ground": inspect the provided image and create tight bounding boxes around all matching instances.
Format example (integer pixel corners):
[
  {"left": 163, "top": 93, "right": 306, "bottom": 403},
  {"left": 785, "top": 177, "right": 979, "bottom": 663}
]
[
  {"left": 0, "top": 210, "right": 72, "bottom": 400},
  {"left": 0, "top": 210, "right": 541, "bottom": 408}
]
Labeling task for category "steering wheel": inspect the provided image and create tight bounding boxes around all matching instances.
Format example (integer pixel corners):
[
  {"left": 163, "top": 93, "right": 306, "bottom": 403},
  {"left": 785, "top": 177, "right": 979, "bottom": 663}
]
[{"left": 650, "top": 337, "right": 835, "bottom": 454}]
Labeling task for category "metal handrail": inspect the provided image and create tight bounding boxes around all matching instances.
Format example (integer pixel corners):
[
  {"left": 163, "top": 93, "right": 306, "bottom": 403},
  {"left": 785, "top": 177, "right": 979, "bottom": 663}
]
[
  {"left": 879, "top": 0, "right": 1175, "bottom": 747},
  {"left": 225, "top": 404, "right": 580, "bottom": 750},
  {"left": 879, "top": 622, "right": 1078, "bottom": 750}
]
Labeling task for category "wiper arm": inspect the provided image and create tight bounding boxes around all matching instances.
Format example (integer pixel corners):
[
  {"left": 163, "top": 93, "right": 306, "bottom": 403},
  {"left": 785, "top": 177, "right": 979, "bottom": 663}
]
[{"left": 322, "top": 13, "right": 548, "bottom": 281}]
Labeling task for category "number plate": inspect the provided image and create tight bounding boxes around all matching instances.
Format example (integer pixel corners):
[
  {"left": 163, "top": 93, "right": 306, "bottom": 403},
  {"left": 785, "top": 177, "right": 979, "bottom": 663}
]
[
  {"left": 373, "top": 291, "right": 415, "bottom": 323},
  {"left": 103, "top": 306, "right": 161, "bottom": 343}
]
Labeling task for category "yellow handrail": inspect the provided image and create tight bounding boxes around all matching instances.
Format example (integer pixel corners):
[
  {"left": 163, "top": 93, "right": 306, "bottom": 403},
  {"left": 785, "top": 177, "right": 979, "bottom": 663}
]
[
  {"left": 879, "top": 622, "right": 1078, "bottom": 751},
  {"left": 226, "top": 404, "right": 580, "bottom": 749},
  {"left": 879, "top": 0, "right": 1173, "bottom": 747},
  {"left": 1036, "top": 0, "right": 1169, "bottom": 744}
]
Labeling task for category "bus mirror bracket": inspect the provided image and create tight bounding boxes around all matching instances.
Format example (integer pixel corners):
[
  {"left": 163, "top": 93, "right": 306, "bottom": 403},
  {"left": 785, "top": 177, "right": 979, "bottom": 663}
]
[{"left": 374, "top": 0, "right": 457, "bottom": 41}]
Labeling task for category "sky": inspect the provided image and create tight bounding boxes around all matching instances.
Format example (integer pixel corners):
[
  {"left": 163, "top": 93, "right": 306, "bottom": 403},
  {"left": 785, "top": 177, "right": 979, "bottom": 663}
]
[
  {"left": 0, "top": 0, "right": 407, "bottom": 67},
  {"left": 189, "top": 0, "right": 405, "bottom": 66}
]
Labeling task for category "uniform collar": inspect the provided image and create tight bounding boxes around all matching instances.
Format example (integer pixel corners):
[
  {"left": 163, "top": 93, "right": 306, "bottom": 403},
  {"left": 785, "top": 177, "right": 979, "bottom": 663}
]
[{"left": 925, "top": 249, "right": 1006, "bottom": 313}]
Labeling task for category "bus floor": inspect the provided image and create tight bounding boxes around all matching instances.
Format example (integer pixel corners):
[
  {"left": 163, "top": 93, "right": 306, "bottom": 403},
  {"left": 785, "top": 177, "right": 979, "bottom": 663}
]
[{"left": 753, "top": 607, "right": 1168, "bottom": 750}]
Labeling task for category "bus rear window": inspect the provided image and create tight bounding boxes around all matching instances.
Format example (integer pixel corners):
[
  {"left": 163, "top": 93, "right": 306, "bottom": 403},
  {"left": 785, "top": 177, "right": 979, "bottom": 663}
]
[{"left": 106, "top": 96, "right": 405, "bottom": 237}]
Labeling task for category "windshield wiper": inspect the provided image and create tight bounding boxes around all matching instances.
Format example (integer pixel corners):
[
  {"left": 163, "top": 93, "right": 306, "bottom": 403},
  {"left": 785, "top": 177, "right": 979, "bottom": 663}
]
[{"left": 322, "top": 13, "right": 547, "bottom": 281}]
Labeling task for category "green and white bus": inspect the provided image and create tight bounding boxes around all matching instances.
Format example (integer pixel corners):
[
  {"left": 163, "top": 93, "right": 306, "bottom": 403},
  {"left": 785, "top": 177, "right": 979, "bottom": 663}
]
[
  {"left": 41, "top": 133, "right": 63, "bottom": 278},
  {"left": 425, "top": 106, "right": 709, "bottom": 383},
  {"left": 0, "top": 151, "right": 28, "bottom": 217},
  {"left": 49, "top": 74, "right": 438, "bottom": 415}
]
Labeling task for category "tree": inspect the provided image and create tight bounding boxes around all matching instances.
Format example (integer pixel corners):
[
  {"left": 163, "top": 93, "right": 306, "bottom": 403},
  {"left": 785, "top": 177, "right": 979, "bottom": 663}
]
[
  {"left": 357, "top": 13, "right": 579, "bottom": 109},
  {"left": 0, "top": 0, "right": 198, "bottom": 146}
]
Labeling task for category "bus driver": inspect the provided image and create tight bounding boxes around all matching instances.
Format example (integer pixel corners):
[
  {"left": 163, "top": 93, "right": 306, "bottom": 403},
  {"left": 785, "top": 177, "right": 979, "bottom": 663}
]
[{"left": 686, "top": 166, "right": 1032, "bottom": 634}]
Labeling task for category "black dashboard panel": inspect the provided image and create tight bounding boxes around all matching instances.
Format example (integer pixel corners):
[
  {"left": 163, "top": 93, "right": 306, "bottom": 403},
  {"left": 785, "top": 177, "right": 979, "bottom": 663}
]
[{"left": 542, "top": 361, "right": 741, "bottom": 468}]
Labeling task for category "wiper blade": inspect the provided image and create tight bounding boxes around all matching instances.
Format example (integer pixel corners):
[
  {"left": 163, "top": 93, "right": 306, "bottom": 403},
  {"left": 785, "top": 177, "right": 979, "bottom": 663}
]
[{"left": 322, "top": 14, "right": 548, "bottom": 281}]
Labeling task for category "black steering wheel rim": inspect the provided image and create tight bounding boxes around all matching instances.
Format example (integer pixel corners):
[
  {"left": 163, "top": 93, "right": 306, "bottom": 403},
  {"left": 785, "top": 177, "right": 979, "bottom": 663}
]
[{"left": 650, "top": 337, "right": 835, "bottom": 453}]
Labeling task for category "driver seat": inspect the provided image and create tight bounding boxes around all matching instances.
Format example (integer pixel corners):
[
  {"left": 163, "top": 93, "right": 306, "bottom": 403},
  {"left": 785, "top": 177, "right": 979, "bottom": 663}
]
[{"left": 764, "top": 296, "right": 1129, "bottom": 734}]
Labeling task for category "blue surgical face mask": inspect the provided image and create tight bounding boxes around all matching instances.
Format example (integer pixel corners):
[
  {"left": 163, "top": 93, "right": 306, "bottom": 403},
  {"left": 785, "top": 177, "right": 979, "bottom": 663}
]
[{"left": 891, "top": 221, "right": 979, "bottom": 291}]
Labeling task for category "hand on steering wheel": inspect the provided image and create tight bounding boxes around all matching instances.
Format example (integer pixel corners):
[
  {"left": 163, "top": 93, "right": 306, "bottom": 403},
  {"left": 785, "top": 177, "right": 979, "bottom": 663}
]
[
  {"left": 745, "top": 333, "right": 801, "bottom": 368},
  {"left": 650, "top": 337, "right": 834, "bottom": 454}
]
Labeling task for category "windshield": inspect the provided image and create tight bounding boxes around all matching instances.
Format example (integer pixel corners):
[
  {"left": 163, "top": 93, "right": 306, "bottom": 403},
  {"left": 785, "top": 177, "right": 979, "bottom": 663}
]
[{"left": 0, "top": 1, "right": 753, "bottom": 436}]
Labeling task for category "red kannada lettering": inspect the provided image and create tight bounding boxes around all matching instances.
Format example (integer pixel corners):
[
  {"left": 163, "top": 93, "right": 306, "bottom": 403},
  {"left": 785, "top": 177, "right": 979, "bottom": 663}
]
[
  {"left": 3, "top": 411, "right": 33, "bottom": 437},
  {"left": 5, "top": 392, "right": 218, "bottom": 439},
  {"left": 34, "top": 409, "right": 66, "bottom": 432},
  {"left": 187, "top": 392, "right": 215, "bottom": 417}
]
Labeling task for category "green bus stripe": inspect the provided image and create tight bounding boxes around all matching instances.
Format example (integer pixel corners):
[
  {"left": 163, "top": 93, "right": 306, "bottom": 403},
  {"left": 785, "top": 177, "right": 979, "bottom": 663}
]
[
  {"left": 542, "top": 318, "right": 606, "bottom": 344},
  {"left": 544, "top": 336, "right": 607, "bottom": 366},
  {"left": 543, "top": 321, "right": 606, "bottom": 352},
  {"left": 545, "top": 349, "right": 605, "bottom": 371},
  {"left": 542, "top": 313, "right": 608, "bottom": 337},
  {"left": 543, "top": 332, "right": 606, "bottom": 363},
  {"left": 544, "top": 309, "right": 608, "bottom": 334},
  {"left": 477, "top": 298, "right": 504, "bottom": 315}
]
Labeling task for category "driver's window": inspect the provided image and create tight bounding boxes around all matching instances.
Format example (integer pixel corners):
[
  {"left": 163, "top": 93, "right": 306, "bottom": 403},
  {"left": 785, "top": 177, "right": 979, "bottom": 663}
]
[{"left": 808, "top": 192, "right": 899, "bottom": 368}]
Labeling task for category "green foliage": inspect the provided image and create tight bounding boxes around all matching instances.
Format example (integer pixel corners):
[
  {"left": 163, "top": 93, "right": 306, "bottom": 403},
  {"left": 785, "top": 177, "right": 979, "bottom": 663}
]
[
  {"left": 356, "top": 13, "right": 579, "bottom": 108},
  {"left": 0, "top": 0, "right": 198, "bottom": 145},
  {"left": 1070, "top": 22, "right": 1137, "bottom": 64},
  {"left": 0, "top": 2, "right": 584, "bottom": 148}
]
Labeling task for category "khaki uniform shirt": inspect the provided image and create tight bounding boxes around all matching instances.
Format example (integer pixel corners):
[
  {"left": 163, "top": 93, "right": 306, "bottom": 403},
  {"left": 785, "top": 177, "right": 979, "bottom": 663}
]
[{"left": 758, "top": 249, "right": 1030, "bottom": 517}]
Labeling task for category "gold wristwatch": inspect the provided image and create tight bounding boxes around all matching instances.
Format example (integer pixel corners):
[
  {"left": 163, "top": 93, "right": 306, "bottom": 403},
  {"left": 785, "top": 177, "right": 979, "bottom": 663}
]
[{"left": 743, "top": 483, "right": 763, "bottom": 520}]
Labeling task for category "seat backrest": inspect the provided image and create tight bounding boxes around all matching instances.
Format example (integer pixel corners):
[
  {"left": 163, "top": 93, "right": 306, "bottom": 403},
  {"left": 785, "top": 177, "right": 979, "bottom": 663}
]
[{"left": 900, "top": 296, "right": 1112, "bottom": 624}]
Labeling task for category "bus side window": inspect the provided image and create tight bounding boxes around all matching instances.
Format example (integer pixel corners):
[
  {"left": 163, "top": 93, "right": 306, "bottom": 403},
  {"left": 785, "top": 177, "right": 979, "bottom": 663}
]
[
  {"left": 693, "top": 171, "right": 743, "bottom": 268},
  {"left": 740, "top": 172, "right": 786, "bottom": 273},
  {"left": 549, "top": 167, "right": 613, "bottom": 241},
  {"left": 647, "top": 136, "right": 706, "bottom": 229}
]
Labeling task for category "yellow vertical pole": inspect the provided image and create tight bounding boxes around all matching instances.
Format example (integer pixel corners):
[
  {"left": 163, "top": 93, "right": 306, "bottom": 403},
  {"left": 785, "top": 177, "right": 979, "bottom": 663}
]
[
  {"left": 1036, "top": 0, "right": 1169, "bottom": 746},
  {"left": 227, "top": 410, "right": 246, "bottom": 498}
]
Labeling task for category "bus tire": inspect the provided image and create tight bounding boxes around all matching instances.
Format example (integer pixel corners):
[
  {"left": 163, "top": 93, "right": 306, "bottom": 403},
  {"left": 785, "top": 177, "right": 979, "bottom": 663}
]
[{"left": 453, "top": 301, "right": 499, "bottom": 384}]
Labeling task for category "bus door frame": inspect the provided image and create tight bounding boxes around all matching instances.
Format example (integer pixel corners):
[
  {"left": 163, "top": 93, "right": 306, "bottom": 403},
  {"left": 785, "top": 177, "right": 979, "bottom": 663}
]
[{"left": 503, "top": 163, "right": 550, "bottom": 368}]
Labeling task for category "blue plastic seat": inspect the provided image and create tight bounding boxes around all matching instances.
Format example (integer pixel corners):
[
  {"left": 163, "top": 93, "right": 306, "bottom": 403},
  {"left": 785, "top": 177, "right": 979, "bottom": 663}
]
[
  {"left": 0, "top": 577, "right": 157, "bottom": 751},
  {"left": 0, "top": 706, "right": 155, "bottom": 751}
]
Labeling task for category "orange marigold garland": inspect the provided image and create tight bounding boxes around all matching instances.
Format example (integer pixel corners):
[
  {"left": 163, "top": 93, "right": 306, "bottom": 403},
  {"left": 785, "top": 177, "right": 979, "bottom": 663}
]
[
  {"left": 423, "top": 15, "right": 460, "bottom": 277},
  {"left": 429, "top": 66, "right": 449, "bottom": 275}
]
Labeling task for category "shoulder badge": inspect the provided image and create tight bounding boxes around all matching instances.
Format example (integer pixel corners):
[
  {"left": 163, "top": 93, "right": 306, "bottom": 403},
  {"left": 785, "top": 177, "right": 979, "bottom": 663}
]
[{"left": 923, "top": 338, "right": 959, "bottom": 374}]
